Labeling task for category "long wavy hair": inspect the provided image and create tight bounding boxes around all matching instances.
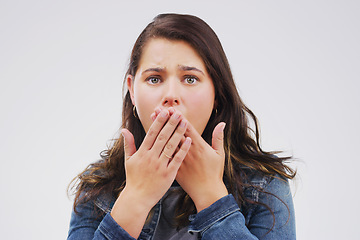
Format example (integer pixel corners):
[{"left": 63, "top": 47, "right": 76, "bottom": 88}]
[{"left": 70, "top": 13, "right": 295, "bottom": 228}]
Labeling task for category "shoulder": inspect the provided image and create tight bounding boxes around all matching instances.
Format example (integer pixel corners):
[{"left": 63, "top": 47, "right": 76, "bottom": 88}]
[
  {"left": 240, "top": 170, "right": 294, "bottom": 218},
  {"left": 243, "top": 171, "right": 292, "bottom": 202},
  {"left": 241, "top": 167, "right": 290, "bottom": 190},
  {"left": 94, "top": 191, "right": 116, "bottom": 214},
  {"left": 75, "top": 159, "right": 117, "bottom": 214},
  {"left": 242, "top": 171, "right": 295, "bottom": 223},
  {"left": 241, "top": 172, "right": 296, "bottom": 237}
]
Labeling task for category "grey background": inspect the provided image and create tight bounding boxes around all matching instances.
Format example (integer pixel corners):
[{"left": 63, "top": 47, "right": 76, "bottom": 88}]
[{"left": 1, "top": 0, "right": 359, "bottom": 239}]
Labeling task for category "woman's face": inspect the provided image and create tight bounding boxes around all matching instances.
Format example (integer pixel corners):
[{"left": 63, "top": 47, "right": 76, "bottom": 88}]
[{"left": 127, "top": 38, "right": 215, "bottom": 134}]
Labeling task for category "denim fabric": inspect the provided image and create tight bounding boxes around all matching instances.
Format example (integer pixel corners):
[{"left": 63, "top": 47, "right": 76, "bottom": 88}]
[
  {"left": 67, "top": 174, "right": 296, "bottom": 239},
  {"left": 189, "top": 175, "right": 296, "bottom": 239}
]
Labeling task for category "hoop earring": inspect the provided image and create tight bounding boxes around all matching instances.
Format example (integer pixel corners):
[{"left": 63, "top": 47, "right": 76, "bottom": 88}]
[{"left": 133, "top": 105, "right": 138, "bottom": 119}]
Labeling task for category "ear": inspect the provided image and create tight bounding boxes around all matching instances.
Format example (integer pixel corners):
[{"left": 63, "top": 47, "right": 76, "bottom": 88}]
[{"left": 127, "top": 75, "right": 135, "bottom": 105}]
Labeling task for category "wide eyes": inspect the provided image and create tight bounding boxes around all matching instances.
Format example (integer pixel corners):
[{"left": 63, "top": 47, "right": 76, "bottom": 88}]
[
  {"left": 146, "top": 77, "right": 161, "bottom": 85},
  {"left": 145, "top": 76, "right": 198, "bottom": 85},
  {"left": 184, "top": 76, "right": 198, "bottom": 85}
]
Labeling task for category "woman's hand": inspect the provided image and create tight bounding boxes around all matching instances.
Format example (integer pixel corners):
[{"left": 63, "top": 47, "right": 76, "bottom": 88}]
[
  {"left": 122, "top": 108, "right": 191, "bottom": 206},
  {"left": 111, "top": 108, "right": 191, "bottom": 238},
  {"left": 151, "top": 108, "right": 228, "bottom": 212},
  {"left": 176, "top": 121, "right": 228, "bottom": 212}
]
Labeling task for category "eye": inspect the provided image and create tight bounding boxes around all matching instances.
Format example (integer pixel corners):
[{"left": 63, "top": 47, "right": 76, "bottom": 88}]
[
  {"left": 184, "top": 76, "right": 198, "bottom": 85},
  {"left": 146, "top": 76, "right": 161, "bottom": 85}
]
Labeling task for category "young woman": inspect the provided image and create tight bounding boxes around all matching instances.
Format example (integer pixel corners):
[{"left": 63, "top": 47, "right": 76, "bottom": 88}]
[{"left": 68, "top": 13, "right": 296, "bottom": 240}]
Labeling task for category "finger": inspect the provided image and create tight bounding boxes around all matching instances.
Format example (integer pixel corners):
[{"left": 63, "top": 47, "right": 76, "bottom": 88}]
[
  {"left": 141, "top": 109, "right": 170, "bottom": 150},
  {"left": 160, "top": 119, "right": 188, "bottom": 161},
  {"left": 151, "top": 107, "right": 163, "bottom": 122},
  {"left": 168, "top": 107, "right": 175, "bottom": 116},
  {"left": 152, "top": 110, "right": 183, "bottom": 156},
  {"left": 178, "top": 136, "right": 186, "bottom": 149},
  {"left": 121, "top": 129, "right": 136, "bottom": 161},
  {"left": 168, "top": 137, "right": 192, "bottom": 172},
  {"left": 150, "top": 112, "right": 156, "bottom": 122},
  {"left": 184, "top": 120, "right": 204, "bottom": 143},
  {"left": 151, "top": 107, "right": 175, "bottom": 122},
  {"left": 212, "top": 122, "right": 226, "bottom": 155}
]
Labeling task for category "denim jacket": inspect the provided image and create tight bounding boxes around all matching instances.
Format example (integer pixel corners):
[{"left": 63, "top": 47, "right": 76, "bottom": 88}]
[{"left": 68, "top": 173, "right": 296, "bottom": 239}]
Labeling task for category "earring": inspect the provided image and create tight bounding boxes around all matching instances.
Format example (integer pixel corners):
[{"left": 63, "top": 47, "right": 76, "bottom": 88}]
[{"left": 133, "top": 105, "right": 138, "bottom": 119}]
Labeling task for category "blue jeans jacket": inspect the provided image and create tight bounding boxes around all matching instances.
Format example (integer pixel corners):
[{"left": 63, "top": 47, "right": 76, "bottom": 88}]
[{"left": 68, "top": 173, "right": 296, "bottom": 239}]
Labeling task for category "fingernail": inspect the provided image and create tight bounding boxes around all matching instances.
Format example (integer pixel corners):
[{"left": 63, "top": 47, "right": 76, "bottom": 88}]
[
  {"left": 155, "top": 107, "right": 162, "bottom": 114},
  {"left": 173, "top": 111, "right": 180, "bottom": 119},
  {"left": 180, "top": 119, "right": 187, "bottom": 128},
  {"left": 161, "top": 110, "right": 168, "bottom": 118}
]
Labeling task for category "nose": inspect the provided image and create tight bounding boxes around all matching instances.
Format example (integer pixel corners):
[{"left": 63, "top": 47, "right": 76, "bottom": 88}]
[{"left": 161, "top": 80, "right": 180, "bottom": 107}]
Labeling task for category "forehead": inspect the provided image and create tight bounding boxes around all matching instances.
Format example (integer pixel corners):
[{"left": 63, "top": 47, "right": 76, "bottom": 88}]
[{"left": 137, "top": 38, "right": 207, "bottom": 71}]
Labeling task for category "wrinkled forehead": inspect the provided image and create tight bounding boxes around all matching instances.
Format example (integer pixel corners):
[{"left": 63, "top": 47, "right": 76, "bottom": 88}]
[{"left": 135, "top": 38, "right": 208, "bottom": 77}]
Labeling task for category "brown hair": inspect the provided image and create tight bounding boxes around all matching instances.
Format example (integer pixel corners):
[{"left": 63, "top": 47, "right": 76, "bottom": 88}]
[{"left": 70, "top": 13, "right": 295, "bottom": 228}]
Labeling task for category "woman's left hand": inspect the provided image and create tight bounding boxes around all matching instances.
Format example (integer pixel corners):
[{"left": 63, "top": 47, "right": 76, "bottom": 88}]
[{"left": 176, "top": 121, "right": 228, "bottom": 212}]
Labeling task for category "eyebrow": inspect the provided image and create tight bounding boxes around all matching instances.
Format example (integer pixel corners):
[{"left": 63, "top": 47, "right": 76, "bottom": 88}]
[
  {"left": 141, "top": 65, "right": 205, "bottom": 76},
  {"left": 178, "top": 65, "right": 205, "bottom": 75},
  {"left": 142, "top": 67, "right": 165, "bottom": 74}
]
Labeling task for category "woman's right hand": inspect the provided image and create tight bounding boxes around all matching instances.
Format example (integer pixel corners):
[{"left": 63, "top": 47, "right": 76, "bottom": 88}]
[{"left": 110, "top": 108, "right": 191, "bottom": 238}]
